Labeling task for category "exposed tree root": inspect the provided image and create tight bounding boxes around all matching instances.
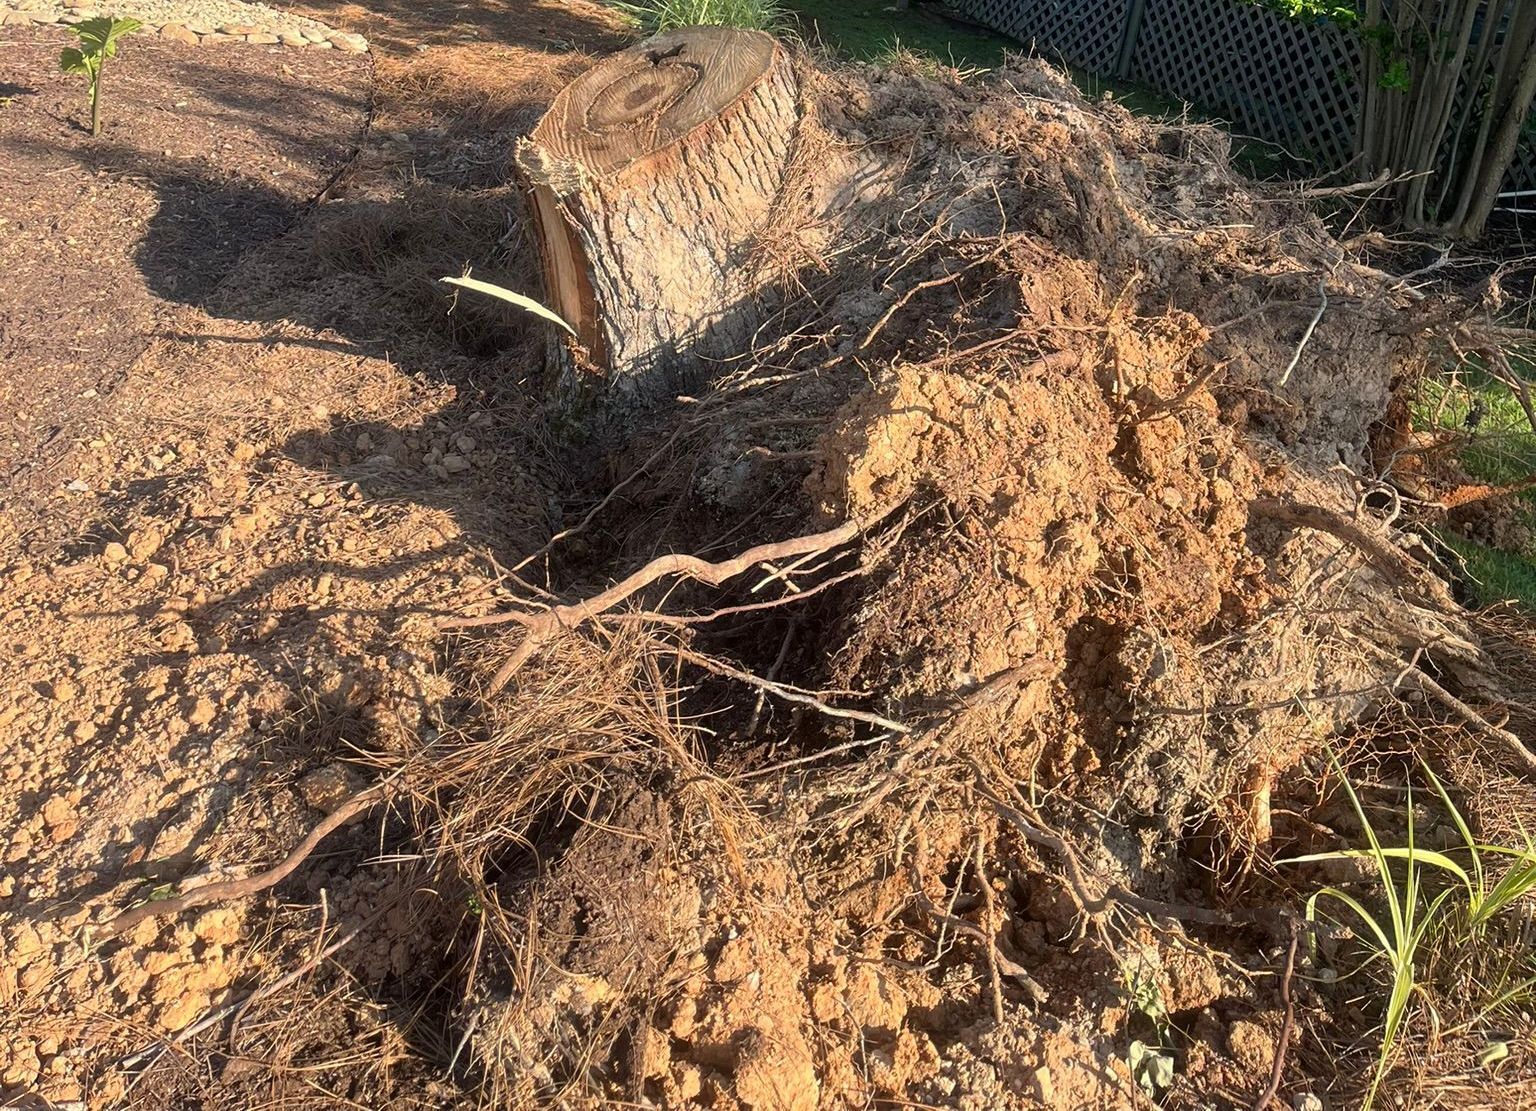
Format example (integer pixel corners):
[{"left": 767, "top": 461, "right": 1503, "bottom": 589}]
[
  {"left": 443, "top": 506, "right": 903, "bottom": 691},
  {"left": 1251, "top": 498, "right": 1458, "bottom": 609},
  {"left": 1360, "top": 637, "right": 1536, "bottom": 773},
  {"left": 1252, "top": 918, "right": 1302, "bottom": 1111},
  {"left": 96, "top": 784, "right": 389, "bottom": 939},
  {"left": 973, "top": 775, "right": 1273, "bottom": 929}
]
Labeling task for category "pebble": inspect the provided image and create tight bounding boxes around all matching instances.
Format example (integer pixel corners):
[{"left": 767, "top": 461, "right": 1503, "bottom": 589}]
[
  {"left": 159, "top": 22, "right": 196, "bottom": 42},
  {"left": 296, "top": 764, "right": 351, "bottom": 811},
  {"left": 186, "top": 697, "right": 216, "bottom": 726}
]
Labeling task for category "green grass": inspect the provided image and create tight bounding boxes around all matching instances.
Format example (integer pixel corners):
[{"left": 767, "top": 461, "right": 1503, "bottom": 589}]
[
  {"left": 611, "top": 0, "right": 787, "bottom": 33},
  {"left": 1413, "top": 353, "right": 1536, "bottom": 611},
  {"left": 1441, "top": 534, "right": 1536, "bottom": 610},
  {"left": 786, "top": 0, "right": 1010, "bottom": 67},
  {"left": 1280, "top": 754, "right": 1536, "bottom": 1108}
]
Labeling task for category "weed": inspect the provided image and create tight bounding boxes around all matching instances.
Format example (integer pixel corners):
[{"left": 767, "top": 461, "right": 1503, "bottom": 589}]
[
  {"left": 1122, "top": 957, "right": 1176, "bottom": 1100},
  {"left": 59, "top": 16, "right": 141, "bottom": 138},
  {"left": 1280, "top": 752, "right": 1536, "bottom": 1107}
]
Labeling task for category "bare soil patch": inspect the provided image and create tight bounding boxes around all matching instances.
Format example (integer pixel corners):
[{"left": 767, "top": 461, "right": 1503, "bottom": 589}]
[{"left": 0, "top": 28, "right": 369, "bottom": 540}]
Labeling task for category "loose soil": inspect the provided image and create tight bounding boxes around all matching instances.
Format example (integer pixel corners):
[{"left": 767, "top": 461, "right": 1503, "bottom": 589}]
[
  {"left": 0, "top": 29, "right": 370, "bottom": 540},
  {"left": 3, "top": 5, "right": 1536, "bottom": 1111}
]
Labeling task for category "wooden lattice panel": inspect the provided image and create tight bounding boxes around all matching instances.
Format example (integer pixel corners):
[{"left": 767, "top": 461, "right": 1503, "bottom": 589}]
[
  {"left": 949, "top": 0, "right": 1534, "bottom": 196},
  {"left": 1129, "top": 0, "right": 1361, "bottom": 170},
  {"left": 949, "top": 0, "right": 1131, "bottom": 74},
  {"left": 1505, "top": 125, "right": 1536, "bottom": 196}
]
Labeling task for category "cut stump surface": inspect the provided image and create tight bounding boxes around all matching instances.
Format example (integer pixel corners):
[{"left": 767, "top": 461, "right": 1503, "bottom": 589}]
[{"left": 516, "top": 26, "right": 799, "bottom": 405}]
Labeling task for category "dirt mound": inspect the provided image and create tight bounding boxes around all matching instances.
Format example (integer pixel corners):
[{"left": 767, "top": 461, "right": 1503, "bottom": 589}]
[{"left": 404, "top": 53, "right": 1513, "bottom": 1111}]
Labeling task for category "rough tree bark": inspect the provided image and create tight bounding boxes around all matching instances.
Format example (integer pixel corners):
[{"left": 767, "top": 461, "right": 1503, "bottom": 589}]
[{"left": 515, "top": 27, "right": 800, "bottom": 413}]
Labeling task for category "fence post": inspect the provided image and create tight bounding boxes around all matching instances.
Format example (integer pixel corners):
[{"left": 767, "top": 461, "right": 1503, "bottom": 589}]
[{"left": 1116, "top": 0, "right": 1148, "bottom": 78}]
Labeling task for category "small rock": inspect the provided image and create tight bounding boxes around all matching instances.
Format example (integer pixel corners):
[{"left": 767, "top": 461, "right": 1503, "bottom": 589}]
[
  {"left": 218, "top": 22, "right": 257, "bottom": 34},
  {"left": 308, "top": 38, "right": 333, "bottom": 48},
  {"left": 0, "top": 12, "right": 31, "bottom": 26},
  {"left": 7, "top": 921, "right": 44, "bottom": 966},
  {"left": 160, "top": 621, "right": 197, "bottom": 651},
  {"left": 454, "top": 433, "right": 477, "bottom": 453},
  {"left": 279, "top": 30, "right": 306, "bottom": 46},
  {"left": 307, "top": 491, "right": 327, "bottom": 507},
  {"left": 185, "top": 20, "right": 214, "bottom": 34},
  {"left": 441, "top": 454, "right": 470, "bottom": 474},
  {"left": 186, "top": 697, "right": 216, "bottom": 727},
  {"left": 128, "top": 528, "right": 163, "bottom": 561},
  {"left": 152, "top": 786, "right": 226, "bottom": 859},
  {"left": 158, "top": 991, "right": 210, "bottom": 1033},
  {"left": 296, "top": 764, "right": 352, "bottom": 812},
  {"left": 102, "top": 541, "right": 128, "bottom": 564},
  {"left": 159, "top": 23, "right": 198, "bottom": 44},
  {"left": 25, "top": 10, "right": 59, "bottom": 22},
  {"left": 51, "top": 677, "right": 80, "bottom": 703},
  {"left": 201, "top": 32, "right": 239, "bottom": 45},
  {"left": 246, "top": 31, "right": 278, "bottom": 44},
  {"left": 42, "top": 796, "right": 77, "bottom": 844},
  {"left": 300, "top": 26, "right": 328, "bottom": 42},
  {"left": 1227, "top": 1019, "right": 1277, "bottom": 1073}
]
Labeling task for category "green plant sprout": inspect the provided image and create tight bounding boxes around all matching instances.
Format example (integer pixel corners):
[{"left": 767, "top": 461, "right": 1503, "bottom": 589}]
[
  {"left": 1280, "top": 752, "right": 1536, "bottom": 1109},
  {"left": 59, "top": 16, "right": 142, "bottom": 138},
  {"left": 1122, "top": 958, "right": 1176, "bottom": 1100}
]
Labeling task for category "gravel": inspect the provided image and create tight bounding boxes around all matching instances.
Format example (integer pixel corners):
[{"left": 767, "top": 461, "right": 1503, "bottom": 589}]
[{"left": 0, "top": 0, "right": 368, "bottom": 51}]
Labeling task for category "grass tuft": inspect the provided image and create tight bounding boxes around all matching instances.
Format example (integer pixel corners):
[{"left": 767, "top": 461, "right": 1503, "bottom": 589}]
[
  {"left": 610, "top": 0, "right": 788, "bottom": 34},
  {"left": 1281, "top": 752, "right": 1536, "bottom": 1108}
]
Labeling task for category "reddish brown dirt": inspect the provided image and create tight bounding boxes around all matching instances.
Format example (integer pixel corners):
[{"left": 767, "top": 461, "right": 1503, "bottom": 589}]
[
  {"left": 2, "top": 7, "right": 1534, "bottom": 1111},
  {"left": 0, "top": 29, "right": 370, "bottom": 542}
]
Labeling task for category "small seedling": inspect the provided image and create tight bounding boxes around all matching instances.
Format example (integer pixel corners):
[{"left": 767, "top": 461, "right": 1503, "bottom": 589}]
[
  {"left": 1122, "top": 959, "right": 1176, "bottom": 1099},
  {"left": 59, "top": 16, "right": 142, "bottom": 138}
]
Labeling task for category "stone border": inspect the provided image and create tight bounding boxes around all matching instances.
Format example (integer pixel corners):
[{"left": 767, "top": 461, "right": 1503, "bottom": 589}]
[{"left": 0, "top": 1, "right": 368, "bottom": 52}]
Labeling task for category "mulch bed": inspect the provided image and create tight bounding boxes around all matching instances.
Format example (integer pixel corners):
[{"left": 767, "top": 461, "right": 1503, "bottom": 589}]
[{"left": 0, "top": 27, "right": 369, "bottom": 537}]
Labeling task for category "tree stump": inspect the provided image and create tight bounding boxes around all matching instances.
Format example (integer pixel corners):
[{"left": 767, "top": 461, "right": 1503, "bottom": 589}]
[{"left": 515, "top": 27, "right": 799, "bottom": 412}]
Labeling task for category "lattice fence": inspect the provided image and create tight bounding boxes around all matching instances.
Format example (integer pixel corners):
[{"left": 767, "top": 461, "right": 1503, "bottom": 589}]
[
  {"left": 1129, "top": 0, "right": 1360, "bottom": 170},
  {"left": 949, "top": 0, "right": 1131, "bottom": 75},
  {"left": 1508, "top": 136, "right": 1536, "bottom": 198},
  {"left": 948, "top": 0, "right": 1536, "bottom": 197}
]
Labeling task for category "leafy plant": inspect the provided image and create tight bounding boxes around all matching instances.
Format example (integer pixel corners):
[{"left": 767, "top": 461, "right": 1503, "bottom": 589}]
[
  {"left": 59, "top": 16, "right": 141, "bottom": 138},
  {"left": 1280, "top": 753, "right": 1536, "bottom": 1108},
  {"left": 608, "top": 0, "right": 787, "bottom": 34},
  {"left": 1122, "top": 959, "right": 1176, "bottom": 1100},
  {"left": 1257, "top": 0, "right": 1358, "bottom": 25}
]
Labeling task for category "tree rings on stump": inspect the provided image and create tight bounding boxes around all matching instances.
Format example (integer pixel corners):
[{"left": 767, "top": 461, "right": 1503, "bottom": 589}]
[{"left": 516, "top": 27, "right": 799, "bottom": 412}]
